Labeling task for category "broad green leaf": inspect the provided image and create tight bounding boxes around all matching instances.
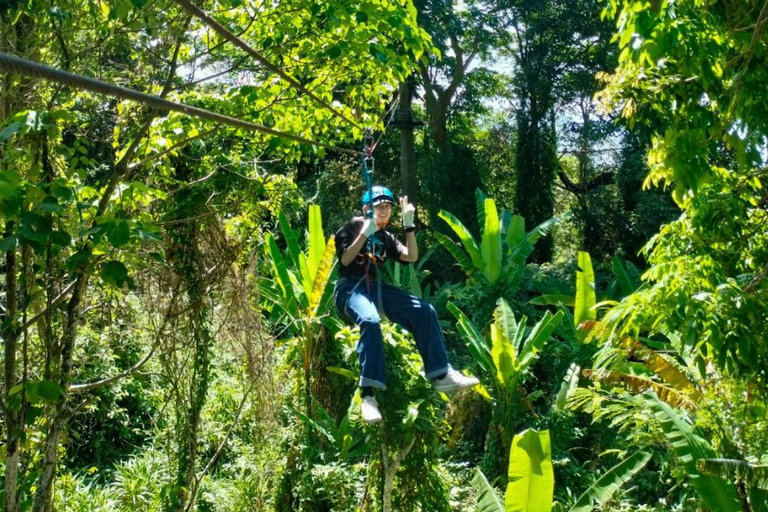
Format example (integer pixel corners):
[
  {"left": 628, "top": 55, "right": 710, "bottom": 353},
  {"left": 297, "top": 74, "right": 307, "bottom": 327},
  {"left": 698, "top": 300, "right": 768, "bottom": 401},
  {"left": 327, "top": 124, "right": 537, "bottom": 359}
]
[
  {"left": 265, "top": 234, "right": 299, "bottom": 318},
  {"left": 298, "top": 252, "right": 312, "bottom": 306},
  {"left": 309, "top": 236, "right": 336, "bottom": 315},
  {"left": 574, "top": 252, "right": 596, "bottom": 327},
  {"left": 0, "top": 121, "right": 22, "bottom": 142},
  {"left": 101, "top": 260, "right": 128, "bottom": 288},
  {"left": 0, "top": 236, "right": 18, "bottom": 251},
  {"left": 438, "top": 210, "right": 482, "bottom": 271},
  {"left": 491, "top": 322, "right": 515, "bottom": 387},
  {"left": 278, "top": 210, "right": 302, "bottom": 269},
  {"left": 434, "top": 231, "right": 476, "bottom": 275},
  {"left": 556, "top": 363, "right": 581, "bottom": 411},
  {"left": 475, "top": 188, "right": 488, "bottom": 238},
  {"left": 528, "top": 294, "right": 575, "bottom": 307},
  {"left": 517, "top": 311, "right": 563, "bottom": 371},
  {"left": 611, "top": 256, "right": 636, "bottom": 297},
  {"left": 506, "top": 214, "right": 525, "bottom": 248},
  {"left": 505, "top": 429, "right": 554, "bottom": 512},
  {"left": 308, "top": 204, "right": 325, "bottom": 278},
  {"left": 470, "top": 468, "right": 505, "bottom": 512},
  {"left": 326, "top": 366, "right": 356, "bottom": 381},
  {"left": 37, "top": 380, "right": 64, "bottom": 404},
  {"left": 448, "top": 302, "right": 494, "bottom": 376},
  {"left": 408, "top": 265, "right": 421, "bottom": 298},
  {"left": 697, "top": 459, "right": 768, "bottom": 492},
  {"left": 569, "top": 450, "right": 652, "bottom": 512},
  {"left": 481, "top": 199, "right": 502, "bottom": 284},
  {"left": 556, "top": 304, "right": 579, "bottom": 348},
  {"left": 645, "top": 393, "right": 741, "bottom": 511},
  {"left": 108, "top": 220, "right": 131, "bottom": 247},
  {"left": 494, "top": 298, "right": 517, "bottom": 345}
]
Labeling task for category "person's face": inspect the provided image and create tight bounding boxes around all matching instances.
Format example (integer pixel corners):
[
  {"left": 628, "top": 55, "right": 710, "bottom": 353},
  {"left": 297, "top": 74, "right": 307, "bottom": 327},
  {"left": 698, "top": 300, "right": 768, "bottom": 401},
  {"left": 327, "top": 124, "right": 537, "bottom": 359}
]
[{"left": 372, "top": 202, "right": 392, "bottom": 226}]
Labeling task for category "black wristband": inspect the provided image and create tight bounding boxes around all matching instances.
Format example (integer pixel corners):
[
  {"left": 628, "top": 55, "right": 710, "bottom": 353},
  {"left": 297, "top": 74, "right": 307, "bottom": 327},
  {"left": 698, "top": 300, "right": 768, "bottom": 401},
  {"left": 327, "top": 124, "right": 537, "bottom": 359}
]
[{"left": 404, "top": 226, "right": 418, "bottom": 233}]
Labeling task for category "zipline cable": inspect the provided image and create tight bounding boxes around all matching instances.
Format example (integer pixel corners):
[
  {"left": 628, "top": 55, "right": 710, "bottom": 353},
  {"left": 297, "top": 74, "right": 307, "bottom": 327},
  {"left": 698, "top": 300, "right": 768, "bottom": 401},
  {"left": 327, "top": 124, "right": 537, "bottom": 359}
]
[
  {"left": 173, "top": 0, "right": 364, "bottom": 131},
  {"left": 0, "top": 51, "right": 364, "bottom": 158}
]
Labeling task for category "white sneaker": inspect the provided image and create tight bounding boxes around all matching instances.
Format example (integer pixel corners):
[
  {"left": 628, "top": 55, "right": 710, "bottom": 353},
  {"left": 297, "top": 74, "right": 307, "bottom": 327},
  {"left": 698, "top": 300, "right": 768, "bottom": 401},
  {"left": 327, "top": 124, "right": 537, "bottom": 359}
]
[
  {"left": 434, "top": 369, "right": 480, "bottom": 393},
  {"left": 361, "top": 396, "right": 383, "bottom": 424}
]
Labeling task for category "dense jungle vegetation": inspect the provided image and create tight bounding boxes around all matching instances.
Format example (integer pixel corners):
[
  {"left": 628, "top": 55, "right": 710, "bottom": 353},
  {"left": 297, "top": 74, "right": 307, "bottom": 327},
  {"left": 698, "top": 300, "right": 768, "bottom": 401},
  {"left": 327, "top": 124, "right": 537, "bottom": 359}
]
[{"left": 1, "top": 0, "right": 767, "bottom": 510}]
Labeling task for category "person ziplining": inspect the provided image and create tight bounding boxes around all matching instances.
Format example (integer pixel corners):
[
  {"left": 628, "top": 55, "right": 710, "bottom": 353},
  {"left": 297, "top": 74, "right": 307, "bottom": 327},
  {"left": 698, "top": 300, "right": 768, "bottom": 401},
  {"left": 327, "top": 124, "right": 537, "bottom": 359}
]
[
  {"left": 0, "top": 6, "right": 480, "bottom": 428},
  {"left": 334, "top": 184, "right": 480, "bottom": 424}
]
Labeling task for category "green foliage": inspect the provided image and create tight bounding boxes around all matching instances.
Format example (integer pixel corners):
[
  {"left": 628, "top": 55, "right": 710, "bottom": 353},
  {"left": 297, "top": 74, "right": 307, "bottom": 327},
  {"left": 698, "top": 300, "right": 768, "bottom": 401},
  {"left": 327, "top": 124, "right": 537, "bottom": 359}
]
[
  {"left": 335, "top": 323, "right": 452, "bottom": 511},
  {"left": 596, "top": 0, "right": 768, "bottom": 380},
  {"left": 573, "top": 252, "right": 596, "bottom": 327},
  {"left": 645, "top": 393, "right": 742, "bottom": 512},
  {"left": 568, "top": 450, "right": 651, "bottom": 512},
  {"left": 449, "top": 298, "right": 563, "bottom": 402},
  {"left": 437, "top": 189, "right": 570, "bottom": 291},
  {"left": 505, "top": 429, "right": 554, "bottom": 512}
]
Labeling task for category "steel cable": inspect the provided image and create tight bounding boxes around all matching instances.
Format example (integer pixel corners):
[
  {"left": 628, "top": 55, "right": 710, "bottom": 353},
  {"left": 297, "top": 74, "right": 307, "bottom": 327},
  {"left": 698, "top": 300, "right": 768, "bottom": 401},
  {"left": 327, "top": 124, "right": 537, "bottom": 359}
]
[{"left": 0, "top": 51, "right": 364, "bottom": 158}]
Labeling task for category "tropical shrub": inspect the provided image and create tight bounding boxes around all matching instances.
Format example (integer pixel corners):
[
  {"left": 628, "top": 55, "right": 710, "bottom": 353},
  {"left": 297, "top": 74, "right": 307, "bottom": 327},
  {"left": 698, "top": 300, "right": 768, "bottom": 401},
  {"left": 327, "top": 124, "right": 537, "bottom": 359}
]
[{"left": 449, "top": 297, "right": 563, "bottom": 477}]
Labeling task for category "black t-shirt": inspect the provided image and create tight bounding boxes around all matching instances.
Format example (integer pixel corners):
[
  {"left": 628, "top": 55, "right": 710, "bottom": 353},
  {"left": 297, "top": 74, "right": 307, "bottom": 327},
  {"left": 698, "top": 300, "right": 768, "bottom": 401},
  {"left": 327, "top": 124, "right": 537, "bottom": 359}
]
[{"left": 335, "top": 216, "right": 409, "bottom": 279}]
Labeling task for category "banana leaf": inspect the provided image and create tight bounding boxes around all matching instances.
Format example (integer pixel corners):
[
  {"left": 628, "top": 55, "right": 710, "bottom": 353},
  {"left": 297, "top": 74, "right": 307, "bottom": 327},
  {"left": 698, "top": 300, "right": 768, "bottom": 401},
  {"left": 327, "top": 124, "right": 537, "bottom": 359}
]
[
  {"left": 491, "top": 321, "right": 515, "bottom": 388},
  {"left": 471, "top": 468, "right": 505, "bottom": 512},
  {"left": 516, "top": 311, "right": 563, "bottom": 371},
  {"left": 434, "top": 231, "right": 477, "bottom": 275},
  {"left": 308, "top": 204, "right": 325, "bottom": 278},
  {"left": 505, "top": 429, "right": 554, "bottom": 512},
  {"left": 309, "top": 237, "right": 336, "bottom": 315},
  {"left": 621, "top": 337, "right": 703, "bottom": 403},
  {"left": 476, "top": 188, "right": 488, "bottom": 239},
  {"left": 265, "top": 233, "right": 299, "bottom": 318},
  {"left": 481, "top": 198, "right": 502, "bottom": 284},
  {"left": 697, "top": 458, "right": 768, "bottom": 491},
  {"left": 584, "top": 370, "right": 694, "bottom": 409},
  {"left": 438, "top": 209, "right": 483, "bottom": 271},
  {"left": 568, "top": 450, "right": 651, "bottom": 512},
  {"left": 555, "top": 363, "right": 581, "bottom": 411},
  {"left": 448, "top": 302, "right": 494, "bottom": 377},
  {"left": 574, "top": 252, "right": 596, "bottom": 327},
  {"left": 278, "top": 210, "right": 302, "bottom": 270},
  {"left": 494, "top": 298, "right": 518, "bottom": 350},
  {"left": 506, "top": 214, "right": 526, "bottom": 249},
  {"left": 645, "top": 393, "right": 741, "bottom": 512},
  {"left": 528, "top": 294, "right": 575, "bottom": 307}
]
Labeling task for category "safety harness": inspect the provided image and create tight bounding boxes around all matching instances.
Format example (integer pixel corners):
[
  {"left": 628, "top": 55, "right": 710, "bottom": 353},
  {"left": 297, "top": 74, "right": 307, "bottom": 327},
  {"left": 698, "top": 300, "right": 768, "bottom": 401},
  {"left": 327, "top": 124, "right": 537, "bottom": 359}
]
[{"left": 360, "top": 130, "right": 386, "bottom": 316}]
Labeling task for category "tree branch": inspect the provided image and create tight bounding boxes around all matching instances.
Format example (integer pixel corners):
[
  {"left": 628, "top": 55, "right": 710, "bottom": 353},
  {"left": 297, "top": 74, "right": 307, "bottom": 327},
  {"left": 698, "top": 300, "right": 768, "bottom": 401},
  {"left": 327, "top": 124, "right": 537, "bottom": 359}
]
[
  {"left": 557, "top": 170, "right": 614, "bottom": 194},
  {"left": 69, "top": 346, "right": 156, "bottom": 393}
]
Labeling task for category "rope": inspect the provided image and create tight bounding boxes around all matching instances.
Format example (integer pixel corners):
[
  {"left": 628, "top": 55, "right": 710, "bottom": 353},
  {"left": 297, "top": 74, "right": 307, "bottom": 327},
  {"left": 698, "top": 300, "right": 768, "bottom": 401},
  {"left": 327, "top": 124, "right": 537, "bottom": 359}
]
[
  {"left": 372, "top": 93, "right": 400, "bottom": 153},
  {"left": 173, "top": 0, "right": 363, "bottom": 131},
  {"left": 0, "top": 51, "right": 364, "bottom": 158}
]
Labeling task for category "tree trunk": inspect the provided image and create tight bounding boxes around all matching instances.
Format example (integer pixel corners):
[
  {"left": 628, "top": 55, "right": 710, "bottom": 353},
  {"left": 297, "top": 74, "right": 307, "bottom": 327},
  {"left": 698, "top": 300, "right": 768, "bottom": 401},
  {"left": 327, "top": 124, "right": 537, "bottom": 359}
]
[{"left": 381, "top": 437, "right": 415, "bottom": 512}]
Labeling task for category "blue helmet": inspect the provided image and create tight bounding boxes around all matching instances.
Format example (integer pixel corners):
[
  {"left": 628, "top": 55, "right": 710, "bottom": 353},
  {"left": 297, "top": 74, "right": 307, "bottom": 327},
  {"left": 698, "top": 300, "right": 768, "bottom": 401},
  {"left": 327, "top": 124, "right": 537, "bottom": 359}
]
[{"left": 361, "top": 185, "right": 395, "bottom": 208}]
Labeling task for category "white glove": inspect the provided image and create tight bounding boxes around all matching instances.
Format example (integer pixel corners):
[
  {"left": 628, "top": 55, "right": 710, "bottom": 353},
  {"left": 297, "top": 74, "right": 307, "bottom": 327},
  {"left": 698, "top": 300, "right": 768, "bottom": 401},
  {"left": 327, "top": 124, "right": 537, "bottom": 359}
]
[
  {"left": 400, "top": 195, "right": 415, "bottom": 228},
  {"left": 361, "top": 218, "right": 379, "bottom": 238}
]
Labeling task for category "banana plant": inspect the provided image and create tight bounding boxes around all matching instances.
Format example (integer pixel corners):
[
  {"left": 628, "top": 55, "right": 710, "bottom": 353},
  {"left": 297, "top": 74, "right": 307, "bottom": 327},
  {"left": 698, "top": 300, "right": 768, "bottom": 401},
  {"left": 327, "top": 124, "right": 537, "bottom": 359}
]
[
  {"left": 436, "top": 189, "right": 570, "bottom": 289},
  {"left": 262, "top": 205, "right": 337, "bottom": 415},
  {"left": 448, "top": 298, "right": 563, "bottom": 403},
  {"left": 471, "top": 429, "right": 651, "bottom": 512}
]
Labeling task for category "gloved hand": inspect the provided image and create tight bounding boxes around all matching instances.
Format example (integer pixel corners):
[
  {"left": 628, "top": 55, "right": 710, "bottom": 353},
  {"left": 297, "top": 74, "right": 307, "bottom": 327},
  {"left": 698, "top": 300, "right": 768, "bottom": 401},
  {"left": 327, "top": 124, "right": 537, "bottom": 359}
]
[
  {"left": 400, "top": 195, "right": 416, "bottom": 228},
  {"left": 361, "top": 218, "right": 379, "bottom": 238}
]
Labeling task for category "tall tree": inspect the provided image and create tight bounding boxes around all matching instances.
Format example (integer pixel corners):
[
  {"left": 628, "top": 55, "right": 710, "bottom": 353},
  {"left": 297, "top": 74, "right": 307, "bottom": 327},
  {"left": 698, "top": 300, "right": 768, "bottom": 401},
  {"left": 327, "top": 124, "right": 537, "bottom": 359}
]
[{"left": 500, "top": 0, "right": 614, "bottom": 261}]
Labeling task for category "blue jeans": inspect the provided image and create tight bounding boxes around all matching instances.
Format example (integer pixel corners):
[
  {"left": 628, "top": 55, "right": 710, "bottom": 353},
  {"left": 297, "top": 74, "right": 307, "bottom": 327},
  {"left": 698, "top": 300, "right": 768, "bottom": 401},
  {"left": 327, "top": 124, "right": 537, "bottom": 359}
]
[{"left": 334, "top": 278, "right": 451, "bottom": 390}]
